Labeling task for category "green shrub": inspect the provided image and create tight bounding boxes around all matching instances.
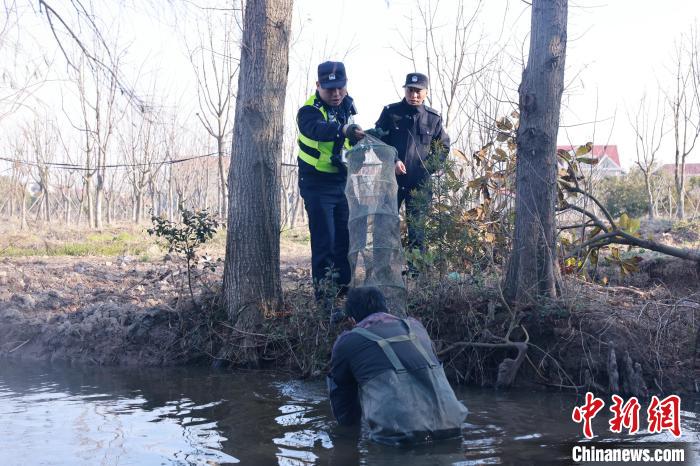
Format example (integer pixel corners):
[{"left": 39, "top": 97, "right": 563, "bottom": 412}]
[{"left": 595, "top": 169, "right": 650, "bottom": 218}]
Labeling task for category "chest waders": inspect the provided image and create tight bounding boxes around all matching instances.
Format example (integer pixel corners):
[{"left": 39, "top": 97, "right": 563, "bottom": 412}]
[{"left": 351, "top": 320, "right": 468, "bottom": 446}]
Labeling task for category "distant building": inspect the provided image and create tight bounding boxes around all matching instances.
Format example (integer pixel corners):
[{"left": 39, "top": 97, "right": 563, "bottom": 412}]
[
  {"left": 658, "top": 162, "right": 700, "bottom": 179},
  {"left": 557, "top": 145, "right": 625, "bottom": 177}
]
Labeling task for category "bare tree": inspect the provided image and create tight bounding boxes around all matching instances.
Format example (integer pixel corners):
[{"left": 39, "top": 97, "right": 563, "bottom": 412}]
[
  {"left": 23, "top": 117, "right": 57, "bottom": 223},
  {"left": 120, "top": 105, "right": 161, "bottom": 223},
  {"left": 223, "top": 0, "right": 293, "bottom": 365},
  {"left": 71, "top": 42, "right": 124, "bottom": 229},
  {"left": 394, "top": 0, "right": 502, "bottom": 149},
  {"left": 503, "top": 0, "right": 568, "bottom": 307},
  {"left": 0, "top": 0, "right": 49, "bottom": 122},
  {"left": 190, "top": 10, "right": 238, "bottom": 220},
  {"left": 667, "top": 25, "right": 700, "bottom": 219},
  {"left": 628, "top": 92, "right": 666, "bottom": 220},
  {"left": 9, "top": 135, "right": 30, "bottom": 229}
]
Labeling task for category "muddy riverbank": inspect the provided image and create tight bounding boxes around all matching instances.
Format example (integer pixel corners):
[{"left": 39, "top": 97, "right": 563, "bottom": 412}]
[{"left": 0, "top": 254, "right": 698, "bottom": 397}]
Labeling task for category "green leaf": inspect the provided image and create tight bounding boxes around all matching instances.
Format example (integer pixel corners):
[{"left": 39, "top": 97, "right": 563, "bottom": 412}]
[
  {"left": 576, "top": 157, "right": 599, "bottom": 165},
  {"left": 575, "top": 142, "right": 593, "bottom": 157},
  {"left": 618, "top": 213, "right": 631, "bottom": 231},
  {"left": 628, "top": 217, "right": 641, "bottom": 234}
]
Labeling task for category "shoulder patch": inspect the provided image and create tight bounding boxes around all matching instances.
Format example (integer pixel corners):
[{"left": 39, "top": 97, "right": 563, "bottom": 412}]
[
  {"left": 385, "top": 102, "right": 401, "bottom": 110},
  {"left": 425, "top": 106, "right": 441, "bottom": 116}
]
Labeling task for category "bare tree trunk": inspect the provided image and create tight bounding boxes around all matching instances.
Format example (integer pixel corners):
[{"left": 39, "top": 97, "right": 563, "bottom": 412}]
[
  {"left": 644, "top": 175, "right": 655, "bottom": 219},
  {"left": 131, "top": 192, "right": 138, "bottom": 223},
  {"left": 20, "top": 187, "right": 28, "bottom": 230},
  {"left": 137, "top": 192, "right": 144, "bottom": 223},
  {"left": 168, "top": 165, "right": 174, "bottom": 221},
  {"left": 204, "top": 168, "right": 209, "bottom": 211},
  {"left": 95, "top": 179, "right": 103, "bottom": 229},
  {"left": 223, "top": 0, "right": 293, "bottom": 365},
  {"left": 218, "top": 136, "right": 227, "bottom": 219},
  {"left": 504, "top": 0, "right": 567, "bottom": 307},
  {"left": 106, "top": 193, "right": 113, "bottom": 224},
  {"left": 676, "top": 175, "right": 686, "bottom": 219},
  {"left": 86, "top": 175, "right": 94, "bottom": 227},
  {"left": 149, "top": 180, "right": 157, "bottom": 217}
]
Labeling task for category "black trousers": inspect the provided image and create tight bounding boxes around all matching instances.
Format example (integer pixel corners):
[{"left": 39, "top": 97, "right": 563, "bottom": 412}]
[
  {"left": 397, "top": 185, "right": 430, "bottom": 253},
  {"left": 300, "top": 182, "right": 351, "bottom": 296}
]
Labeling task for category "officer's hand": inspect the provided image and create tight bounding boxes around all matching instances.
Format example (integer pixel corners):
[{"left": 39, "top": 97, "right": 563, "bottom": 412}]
[
  {"left": 330, "top": 153, "right": 346, "bottom": 172},
  {"left": 365, "top": 127, "right": 389, "bottom": 138},
  {"left": 395, "top": 160, "right": 407, "bottom": 175},
  {"left": 343, "top": 124, "right": 365, "bottom": 144}
]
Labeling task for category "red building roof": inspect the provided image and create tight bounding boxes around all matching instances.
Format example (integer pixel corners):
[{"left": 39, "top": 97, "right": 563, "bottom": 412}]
[
  {"left": 659, "top": 162, "right": 700, "bottom": 176},
  {"left": 557, "top": 145, "right": 621, "bottom": 168}
]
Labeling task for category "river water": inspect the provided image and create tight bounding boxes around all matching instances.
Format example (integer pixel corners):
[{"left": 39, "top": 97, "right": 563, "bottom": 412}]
[{"left": 0, "top": 361, "right": 697, "bottom": 465}]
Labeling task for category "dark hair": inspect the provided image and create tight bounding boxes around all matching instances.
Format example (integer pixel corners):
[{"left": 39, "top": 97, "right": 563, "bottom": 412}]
[{"left": 344, "top": 286, "right": 388, "bottom": 322}]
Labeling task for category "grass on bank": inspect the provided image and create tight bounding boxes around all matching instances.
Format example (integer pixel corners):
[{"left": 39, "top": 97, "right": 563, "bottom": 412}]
[
  {"left": 0, "top": 225, "right": 156, "bottom": 258},
  {"left": 0, "top": 220, "right": 309, "bottom": 259}
]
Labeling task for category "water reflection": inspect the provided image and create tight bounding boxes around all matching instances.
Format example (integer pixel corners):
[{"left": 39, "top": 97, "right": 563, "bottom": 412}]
[{"left": 0, "top": 361, "right": 698, "bottom": 465}]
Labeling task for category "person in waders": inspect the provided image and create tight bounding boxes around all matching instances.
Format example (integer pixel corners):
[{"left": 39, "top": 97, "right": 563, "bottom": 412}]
[{"left": 327, "top": 286, "right": 468, "bottom": 445}]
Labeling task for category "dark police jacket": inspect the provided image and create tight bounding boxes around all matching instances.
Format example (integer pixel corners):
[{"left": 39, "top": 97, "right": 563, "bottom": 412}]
[
  {"left": 375, "top": 99, "right": 450, "bottom": 190},
  {"left": 296, "top": 92, "right": 357, "bottom": 189},
  {"left": 328, "top": 312, "right": 468, "bottom": 445}
]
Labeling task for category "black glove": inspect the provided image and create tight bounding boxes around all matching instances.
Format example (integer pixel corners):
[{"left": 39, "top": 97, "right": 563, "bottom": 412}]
[
  {"left": 330, "top": 153, "right": 346, "bottom": 173},
  {"left": 365, "top": 127, "right": 389, "bottom": 138},
  {"left": 344, "top": 123, "right": 364, "bottom": 144}
]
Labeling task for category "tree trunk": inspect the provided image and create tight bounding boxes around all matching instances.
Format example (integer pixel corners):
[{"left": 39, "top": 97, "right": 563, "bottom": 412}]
[
  {"left": 217, "top": 136, "right": 228, "bottom": 220},
  {"left": 86, "top": 176, "right": 94, "bottom": 227},
  {"left": 150, "top": 181, "right": 157, "bottom": 217},
  {"left": 644, "top": 173, "right": 655, "bottom": 219},
  {"left": 675, "top": 169, "right": 686, "bottom": 219},
  {"left": 136, "top": 192, "right": 144, "bottom": 223},
  {"left": 168, "top": 166, "right": 174, "bottom": 222},
  {"left": 20, "top": 187, "right": 28, "bottom": 231},
  {"left": 95, "top": 182, "right": 103, "bottom": 229},
  {"left": 223, "top": 0, "right": 293, "bottom": 366},
  {"left": 43, "top": 187, "right": 51, "bottom": 223},
  {"left": 504, "top": 0, "right": 568, "bottom": 308},
  {"left": 106, "top": 193, "right": 113, "bottom": 224}
]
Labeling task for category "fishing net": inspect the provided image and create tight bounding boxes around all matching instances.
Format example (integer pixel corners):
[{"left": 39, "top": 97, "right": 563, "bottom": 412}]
[{"left": 344, "top": 135, "right": 406, "bottom": 316}]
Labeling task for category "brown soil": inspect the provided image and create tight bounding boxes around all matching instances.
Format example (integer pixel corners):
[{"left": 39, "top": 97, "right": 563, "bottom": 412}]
[{"left": 0, "top": 236, "right": 312, "bottom": 366}]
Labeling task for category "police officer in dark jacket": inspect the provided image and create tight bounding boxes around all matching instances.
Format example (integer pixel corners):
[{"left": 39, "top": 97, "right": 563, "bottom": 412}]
[
  {"left": 328, "top": 286, "right": 468, "bottom": 445},
  {"left": 374, "top": 73, "right": 450, "bottom": 253},
  {"left": 297, "top": 61, "right": 364, "bottom": 302}
]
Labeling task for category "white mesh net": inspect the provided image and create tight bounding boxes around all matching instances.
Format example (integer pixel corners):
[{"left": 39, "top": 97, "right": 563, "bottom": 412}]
[{"left": 345, "top": 135, "right": 406, "bottom": 316}]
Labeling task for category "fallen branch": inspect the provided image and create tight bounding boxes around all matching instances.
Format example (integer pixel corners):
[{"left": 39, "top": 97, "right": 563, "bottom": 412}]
[{"left": 8, "top": 339, "right": 30, "bottom": 353}]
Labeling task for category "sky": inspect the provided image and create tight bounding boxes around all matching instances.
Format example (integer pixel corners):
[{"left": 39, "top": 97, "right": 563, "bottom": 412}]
[
  {"left": 289, "top": 0, "right": 700, "bottom": 169},
  {"left": 4, "top": 0, "right": 700, "bottom": 170}
]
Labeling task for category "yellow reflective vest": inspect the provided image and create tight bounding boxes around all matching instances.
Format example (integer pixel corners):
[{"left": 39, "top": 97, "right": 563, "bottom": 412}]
[{"left": 297, "top": 94, "right": 352, "bottom": 174}]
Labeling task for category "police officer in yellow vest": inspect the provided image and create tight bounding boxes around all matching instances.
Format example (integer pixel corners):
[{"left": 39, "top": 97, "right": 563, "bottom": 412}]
[{"left": 297, "top": 61, "right": 364, "bottom": 303}]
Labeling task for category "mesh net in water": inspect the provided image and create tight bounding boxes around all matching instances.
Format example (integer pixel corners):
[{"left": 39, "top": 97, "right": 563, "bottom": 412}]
[{"left": 344, "top": 135, "right": 406, "bottom": 316}]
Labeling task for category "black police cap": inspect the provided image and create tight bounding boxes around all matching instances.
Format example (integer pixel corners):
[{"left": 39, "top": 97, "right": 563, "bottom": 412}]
[
  {"left": 403, "top": 72, "right": 429, "bottom": 90},
  {"left": 318, "top": 61, "right": 347, "bottom": 89}
]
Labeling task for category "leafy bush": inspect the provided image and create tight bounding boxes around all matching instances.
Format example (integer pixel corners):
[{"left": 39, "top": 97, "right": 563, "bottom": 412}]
[
  {"left": 148, "top": 206, "right": 220, "bottom": 303},
  {"left": 595, "top": 169, "right": 650, "bottom": 218},
  {"left": 406, "top": 118, "right": 517, "bottom": 276}
]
